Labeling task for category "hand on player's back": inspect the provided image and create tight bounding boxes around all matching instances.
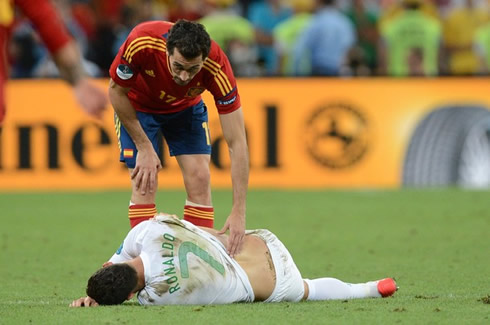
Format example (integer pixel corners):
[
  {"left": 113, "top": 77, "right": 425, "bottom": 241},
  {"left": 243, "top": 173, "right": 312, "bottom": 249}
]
[{"left": 219, "top": 211, "right": 246, "bottom": 258}]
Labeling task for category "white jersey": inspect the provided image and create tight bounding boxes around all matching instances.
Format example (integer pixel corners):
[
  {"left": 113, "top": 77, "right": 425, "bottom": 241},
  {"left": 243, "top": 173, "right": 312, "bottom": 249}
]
[{"left": 109, "top": 215, "right": 254, "bottom": 305}]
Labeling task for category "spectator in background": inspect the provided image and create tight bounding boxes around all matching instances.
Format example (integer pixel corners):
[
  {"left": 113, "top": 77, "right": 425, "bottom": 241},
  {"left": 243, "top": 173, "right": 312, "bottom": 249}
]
[
  {"left": 292, "top": 0, "right": 356, "bottom": 76},
  {"left": 85, "top": 0, "right": 125, "bottom": 76},
  {"left": 70, "top": 0, "right": 97, "bottom": 41},
  {"left": 248, "top": 0, "right": 292, "bottom": 75},
  {"left": 431, "top": 0, "right": 453, "bottom": 17},
  {"left": 273, "top": 0, "right": 314, "bottom": 76},
  {"left": 378, "top": 0, "right": 443, "bottom": 76},
  {"left": 33, "top": 0, "right": 103, "bottom": 78},
  {"left": 1, "top": 0, "right": 107, "bottom": 126},
  {"left": 8, "top": 22, "right": 45, "bottom": 78},
  {"left": 167, "top": 0, "right": 203, "bottom": 22},
  {"left": 344, "top": 0, "right": 379, "bottom": 73},
  {"left": 112, "top": 0, "right": 163, "bottom": 59},
  {"left": 378, "top": 0, "right": 439, "bottom": 33},
  {"left": 200, "top": 0, "right": 260, "bottom": 76},
  {"left": 443, "top": 0, "right": 489, "bottom": 75},
  {"left": 474, "top": 20, "right": 490, "bottom": 73}
]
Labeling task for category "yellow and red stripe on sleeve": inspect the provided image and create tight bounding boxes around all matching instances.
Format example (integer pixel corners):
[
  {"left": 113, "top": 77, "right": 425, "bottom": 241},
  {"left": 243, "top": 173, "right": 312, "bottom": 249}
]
[
  {"left": 123, "top": 36, "right": 167, "bottom": 63},
  {"left": 202, "top": 58, "right": 233, "bottom": 97}
]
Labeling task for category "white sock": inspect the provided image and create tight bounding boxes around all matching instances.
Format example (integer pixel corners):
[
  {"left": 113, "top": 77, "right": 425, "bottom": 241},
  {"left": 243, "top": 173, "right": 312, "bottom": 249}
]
[
  {"left": 185, "top": 199, "right": 212, "bottom": 208},
  {"left": 304, "top": 278, "right": 381, "bottom": 301}
]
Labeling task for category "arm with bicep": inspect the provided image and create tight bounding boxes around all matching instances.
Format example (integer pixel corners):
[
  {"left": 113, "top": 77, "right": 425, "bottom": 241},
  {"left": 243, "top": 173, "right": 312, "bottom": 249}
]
[{"left": 17, "top": 0, "right": 108, "bottom": 118}]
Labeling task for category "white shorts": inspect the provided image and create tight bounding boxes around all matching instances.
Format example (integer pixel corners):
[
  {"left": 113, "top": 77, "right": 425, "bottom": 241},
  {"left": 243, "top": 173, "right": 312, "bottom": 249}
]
[{"left": 247, "top": 229, "right": 305, "bottom": 303}]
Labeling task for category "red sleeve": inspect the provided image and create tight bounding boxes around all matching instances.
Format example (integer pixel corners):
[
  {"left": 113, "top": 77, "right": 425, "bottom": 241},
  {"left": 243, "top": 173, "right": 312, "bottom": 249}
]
[
  {"left": 203, "top": 42, "right": 241, "bottom": 114},
  {"left": 15, "top": 0, "right": 71, "bottom": 53},
  {"left": 109, "top": 27, "right": 146, "bottom": 88}
]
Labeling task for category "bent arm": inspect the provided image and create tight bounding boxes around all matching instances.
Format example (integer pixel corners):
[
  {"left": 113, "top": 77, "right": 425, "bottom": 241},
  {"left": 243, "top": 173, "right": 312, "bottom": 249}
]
[
  {"left": 109, "top": 79, "right": 152, "bottom": 151},
  {"left": 18, "top": 0, "right": 107, "bottom": 117},
  {"left": 109, "top": 79, "right": 161, "bottom": 195}
]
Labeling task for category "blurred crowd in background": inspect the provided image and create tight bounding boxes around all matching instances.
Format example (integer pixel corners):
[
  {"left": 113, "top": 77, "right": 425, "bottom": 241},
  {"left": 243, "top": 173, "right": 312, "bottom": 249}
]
[{"left": 8, "top": 0, "right": 490, "bottom": 78}]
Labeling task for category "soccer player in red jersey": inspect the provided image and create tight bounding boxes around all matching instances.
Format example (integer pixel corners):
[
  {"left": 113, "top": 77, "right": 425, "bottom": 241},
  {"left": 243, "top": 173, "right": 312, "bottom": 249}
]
[
  {"left": 109, "top": 20, "right": 249, "bottom": 257},
  {"left": 0, "top": 0, "right": 108, "bottom": 126}
]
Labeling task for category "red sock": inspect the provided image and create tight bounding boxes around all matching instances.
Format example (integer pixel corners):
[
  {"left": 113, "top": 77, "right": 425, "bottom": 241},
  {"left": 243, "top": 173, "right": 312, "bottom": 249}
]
[
  {"left": 183, "top": 205, "right": 214, "bottom": 228},
  {"left": 128, "top": 204, "right": 157, "bottom": 228}
]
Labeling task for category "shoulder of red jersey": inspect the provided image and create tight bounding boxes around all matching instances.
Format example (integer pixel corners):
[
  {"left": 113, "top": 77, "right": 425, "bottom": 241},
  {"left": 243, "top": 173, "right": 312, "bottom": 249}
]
[
  {"left": 205, "top": 40, "right": 228, "bottom": 68},
  {"left": 129, "top": 21, "right": 174, "bottom": 40},
  {"left": 121, "top": 21, "right": 174, "bottom": 64},
  {"left": 203, "top": 41, "right": 241, "bottom": 114},
  {"left": 202, "top": 40, "right": 236, "bottom": 97},
  {"left": 110, "top": 21, "right": 173, "bottom": 86}
]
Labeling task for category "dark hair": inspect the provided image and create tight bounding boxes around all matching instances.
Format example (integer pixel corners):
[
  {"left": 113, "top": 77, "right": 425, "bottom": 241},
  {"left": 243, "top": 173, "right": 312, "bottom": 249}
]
[
  {"left": 167, "top": 19, "right": 211, "bottom": 60},
  {"left": 86, "top": 264, "right": 138, "bottom": 305}
]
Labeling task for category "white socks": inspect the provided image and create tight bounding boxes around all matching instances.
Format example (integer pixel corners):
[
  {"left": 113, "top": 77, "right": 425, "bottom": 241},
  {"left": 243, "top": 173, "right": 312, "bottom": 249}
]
[
  {"left": 185, "top": 199, "right": 212, "bottom": 208},
  {"left": 304, "top": 278, "right": 381, "bottom": 301}
]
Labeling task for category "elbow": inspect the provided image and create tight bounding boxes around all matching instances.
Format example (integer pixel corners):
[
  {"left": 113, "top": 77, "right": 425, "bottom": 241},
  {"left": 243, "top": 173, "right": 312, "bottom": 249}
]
[
  {"left": 108, "top": 81, "right": 129, "bottom": 104},
  {"left": 228, "top": 139, "right": 249, "bottom": 157}
]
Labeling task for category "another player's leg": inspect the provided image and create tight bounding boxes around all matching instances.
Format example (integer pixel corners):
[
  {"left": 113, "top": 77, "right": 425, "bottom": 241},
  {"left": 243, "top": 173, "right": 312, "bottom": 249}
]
[
  {"left": 176, "top": 154, "right": 214, "bottom": 228},
  {"left": 115, "top": 112, "right": 160, "bottom": 228},
  {"left": 303, "top": 277, "right": 397, "bottom": 301},
  {"left": 164, "top": 102, "right": 214, "bottom": 228},
  {"left": 128, "top": 171, "right": 158, "bottom": 228}
]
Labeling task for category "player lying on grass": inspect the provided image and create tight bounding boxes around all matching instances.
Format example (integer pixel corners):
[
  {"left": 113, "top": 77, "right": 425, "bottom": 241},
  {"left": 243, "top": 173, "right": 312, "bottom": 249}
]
[{"left": 70, "top": 213, "right": 397, "bottom": 307}]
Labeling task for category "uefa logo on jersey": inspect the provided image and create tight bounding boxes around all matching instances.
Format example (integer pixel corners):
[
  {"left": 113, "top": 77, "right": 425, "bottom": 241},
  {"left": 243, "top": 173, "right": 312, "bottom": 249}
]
[
  {"left": 116, "top": 64, "right": 134, "bottom": 80},
  {"left": 304, "top": 103, "right": 370, "bottom": 169}
]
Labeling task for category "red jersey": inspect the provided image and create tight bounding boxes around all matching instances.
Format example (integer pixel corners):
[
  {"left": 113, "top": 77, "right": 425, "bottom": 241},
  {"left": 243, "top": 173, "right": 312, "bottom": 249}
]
[
  {"left": 109, "top": 21, "right": 241, "bottom": 115},
  {"left": 0, "top": 0, "right": 71, "bottom": 122}
]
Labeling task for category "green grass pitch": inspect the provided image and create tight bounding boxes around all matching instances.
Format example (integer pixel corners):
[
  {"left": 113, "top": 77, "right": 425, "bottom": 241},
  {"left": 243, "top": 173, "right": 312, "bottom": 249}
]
[{"left": 0, "top": 189, "right": 489, "bottom": 324}]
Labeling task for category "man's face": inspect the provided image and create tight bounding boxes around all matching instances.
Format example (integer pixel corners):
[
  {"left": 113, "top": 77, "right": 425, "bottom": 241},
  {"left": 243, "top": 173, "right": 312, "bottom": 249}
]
[{"left": 168, "top": 48, "right": 205, "bottom": 86}]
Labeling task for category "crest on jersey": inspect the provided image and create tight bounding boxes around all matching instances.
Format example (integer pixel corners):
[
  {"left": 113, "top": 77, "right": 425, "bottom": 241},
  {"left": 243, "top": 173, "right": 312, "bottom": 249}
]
[
  {"left": 116, "top": 64, "right": 134, "bottom": 80},
  {"left": 186, "top": 87, "right": 205, "bottom": 97}
]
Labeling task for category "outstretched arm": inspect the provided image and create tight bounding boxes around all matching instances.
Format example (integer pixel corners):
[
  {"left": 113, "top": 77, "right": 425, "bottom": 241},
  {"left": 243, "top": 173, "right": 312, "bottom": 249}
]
[
  {"left": 17, "top": 0, "right": 108, "bottom": 119},
  {"left": 217, "top": 108, "right": 249, "bottom": 258}
]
